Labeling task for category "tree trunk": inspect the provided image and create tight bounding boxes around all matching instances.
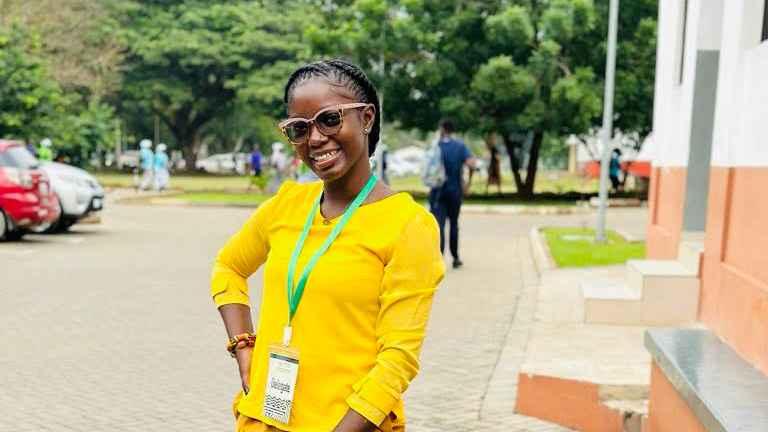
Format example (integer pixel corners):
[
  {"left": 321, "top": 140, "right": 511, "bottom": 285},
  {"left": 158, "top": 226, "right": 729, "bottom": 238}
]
[
  {"left": 520, "top": 131, "right": 543, "bottom": 198},
  {"left": 502, "top": 134, "right": 525, "bottom": 194},
  {"left": 176, "top": 129, "right": 202, "bottom": 172}
]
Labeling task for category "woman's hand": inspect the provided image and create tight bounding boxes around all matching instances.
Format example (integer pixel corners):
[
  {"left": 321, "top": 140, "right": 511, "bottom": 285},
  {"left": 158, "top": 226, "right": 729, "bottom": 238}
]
[
  {"left": 235, "top": 346, "right": 253, "bottom": 394},
  {"left": 218, "top": 303, "right": 256, "bottom": 394},
  {"left": 333, "top": 409, "right": 377, "bottom": 432}
]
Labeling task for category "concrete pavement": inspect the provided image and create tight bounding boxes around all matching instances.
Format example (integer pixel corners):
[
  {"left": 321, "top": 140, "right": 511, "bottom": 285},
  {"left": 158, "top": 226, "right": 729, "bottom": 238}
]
[{"left": 0, "top": 197, "right": 647, "bottom": 431}]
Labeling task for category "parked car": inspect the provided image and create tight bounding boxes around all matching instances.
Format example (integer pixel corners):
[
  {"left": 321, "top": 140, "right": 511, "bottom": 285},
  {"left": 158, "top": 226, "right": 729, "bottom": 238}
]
[
  {"left": 0, "top": 140, "right": 60, "bottom": 240},
  {"left": 388, "top": 146, "right": 426, "bottom": 177},
  {"left": 195, "top": 152, "right": 248, "bottom": 174},
  {"left": 40, "top": 161, "right": 104, "bottom": 232}
]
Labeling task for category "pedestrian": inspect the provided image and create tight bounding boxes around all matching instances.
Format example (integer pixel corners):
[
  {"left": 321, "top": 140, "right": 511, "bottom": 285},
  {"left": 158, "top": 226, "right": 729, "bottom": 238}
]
[
  {"left": 37, "top": 138, "right": 54, "bottom": 162},
  {"left": 138, "top": 139, "right": 154, "bottom": 191},
  {"left": 609, "top": 148, "right": 623, "bottom": 191},
  {"left": 247, "top": 144, "right": 265, "bottom": 191},
  {"left": 153, "top": 143, "right": 170, "bottom": 191},
  {"left": 250, "top": 145, "right": 263, "bottom": 178},
  {"left": 267, "top": 142, "right": 289, "bottom": 193},
  {"left": 485, "top": 135, "right": 502, "bottom": 195},
  {"left": 210, "top": 59, "right": 444, "bottom": 432},
  {"left": 428, "top": 119, "right": 477, "bottom": 269}
]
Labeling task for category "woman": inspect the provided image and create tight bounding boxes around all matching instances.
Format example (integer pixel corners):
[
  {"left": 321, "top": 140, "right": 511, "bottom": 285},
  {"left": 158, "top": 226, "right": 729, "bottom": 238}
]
[{"left": 211, "top": 59, "right": 445, "bottom": 432}]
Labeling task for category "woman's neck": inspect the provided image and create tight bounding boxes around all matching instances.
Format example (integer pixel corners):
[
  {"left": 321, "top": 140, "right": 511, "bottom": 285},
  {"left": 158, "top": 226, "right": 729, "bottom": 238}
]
[{"left": 322, "top": 161, "right": 373, "bottom": 206}]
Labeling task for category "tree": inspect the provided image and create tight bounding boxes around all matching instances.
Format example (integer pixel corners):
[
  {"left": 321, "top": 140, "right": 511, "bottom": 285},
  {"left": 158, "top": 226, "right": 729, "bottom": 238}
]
[
  {"left": 0, "top": 0, "right": 123, "bottom": 99},
  {"left": 0, "top": 25, "right": 64, "bottom": 141},
  {"left": 117, "top": 1, "right": 306, "bottom": 168},
  {"left": 307, "top": 0, "right": 657, "bottom": 197}
]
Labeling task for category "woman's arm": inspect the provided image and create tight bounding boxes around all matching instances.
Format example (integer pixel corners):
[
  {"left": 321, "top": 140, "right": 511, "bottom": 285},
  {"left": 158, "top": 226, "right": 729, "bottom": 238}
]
[
  {"left": 211, "top": 196, "right": 278, "bottom": 390},
  {"left": 341, "top": 211, "right": 445, "bottom": 429},
  {"left": 219, "top": 303, "right": 255, "bottom": 394}
]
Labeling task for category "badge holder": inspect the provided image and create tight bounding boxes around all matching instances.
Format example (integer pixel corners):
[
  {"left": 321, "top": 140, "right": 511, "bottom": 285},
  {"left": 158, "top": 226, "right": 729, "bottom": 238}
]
[{"left": 262, "top": 326, "right": 300, "bottom": 425}]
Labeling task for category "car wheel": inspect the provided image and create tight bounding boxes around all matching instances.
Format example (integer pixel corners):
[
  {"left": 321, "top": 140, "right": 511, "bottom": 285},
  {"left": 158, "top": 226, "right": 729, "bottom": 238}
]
[
  {"left": 0, "top": 209, "right": 8, "bottom": 240},
  {"left": 55, "top": 217, "right": 77, "bottom": 233},
  {"left": 5, "top": 229, "right": 25, "bottom": 241}
]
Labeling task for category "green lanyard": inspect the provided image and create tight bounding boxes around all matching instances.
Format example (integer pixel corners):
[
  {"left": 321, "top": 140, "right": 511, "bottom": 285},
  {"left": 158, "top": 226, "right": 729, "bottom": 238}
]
[{"left": 283, "top": 175, "right": 378, "bottom": 344}]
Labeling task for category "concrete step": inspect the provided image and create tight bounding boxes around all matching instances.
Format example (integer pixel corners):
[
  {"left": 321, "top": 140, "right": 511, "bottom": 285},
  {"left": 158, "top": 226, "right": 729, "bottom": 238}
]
[
  {"left": 678, "top": 239, "right": 704, "bottom": 275},
  {"left": 582, "top": 260, "right": 699, "bottom": 326},
  {"left": 516, "top": 323, "right": 650, "bottom": 432}
]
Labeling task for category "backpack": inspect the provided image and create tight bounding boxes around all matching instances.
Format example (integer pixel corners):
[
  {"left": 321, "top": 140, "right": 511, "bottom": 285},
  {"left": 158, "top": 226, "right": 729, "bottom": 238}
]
[{"left": 422, "top": 139, "right": 446, "bottom": 189}]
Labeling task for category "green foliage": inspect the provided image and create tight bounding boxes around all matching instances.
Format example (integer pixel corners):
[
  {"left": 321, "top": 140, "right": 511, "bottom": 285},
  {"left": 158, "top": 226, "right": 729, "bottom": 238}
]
[
  {"left": 117, "top": 0, "right": 307, "bottom": 165},
  {"left": 0, "top": 25, "right": 63, "bottom": 141},
  {"left": 305, "top": 0, "right": 656, "bottom": 196}
]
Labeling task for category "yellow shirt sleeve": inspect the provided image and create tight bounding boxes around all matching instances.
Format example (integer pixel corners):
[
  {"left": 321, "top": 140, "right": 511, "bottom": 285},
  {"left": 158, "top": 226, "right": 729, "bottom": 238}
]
[
  {"left": 346, "top": 210, "right": 446, "bottom": 425},
  {"left": 210, "top": 195, "right": 276, "bottom": 307}
]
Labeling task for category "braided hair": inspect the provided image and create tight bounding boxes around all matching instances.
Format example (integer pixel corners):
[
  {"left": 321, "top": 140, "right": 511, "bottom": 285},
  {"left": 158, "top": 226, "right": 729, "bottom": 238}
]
[{"left": 283, "top": 59, "right": 381, "bottom": 157}]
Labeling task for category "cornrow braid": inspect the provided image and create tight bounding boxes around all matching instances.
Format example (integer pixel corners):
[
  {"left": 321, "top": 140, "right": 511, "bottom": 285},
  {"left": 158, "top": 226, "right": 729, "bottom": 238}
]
[{"left": 283, "top": 59, "right": 381, "bottom": 157}]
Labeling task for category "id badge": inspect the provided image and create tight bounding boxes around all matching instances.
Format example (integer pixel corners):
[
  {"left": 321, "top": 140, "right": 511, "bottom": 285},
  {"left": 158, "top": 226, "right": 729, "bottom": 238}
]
[{"left": 262, "top": 343, "right": 300, "bottom": 424}]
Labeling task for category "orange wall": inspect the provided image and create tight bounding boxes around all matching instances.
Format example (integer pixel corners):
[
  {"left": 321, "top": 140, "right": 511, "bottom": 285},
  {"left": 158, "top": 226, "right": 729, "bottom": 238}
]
[
  {"left": 646, "top": 363, "right": 707, "bottom": 432},
  {"left": 646, "top": 166, "right": 687, "bottom": 259},
  {"left": 516, "top": 373, "right": 622, "bottom": 432},
  {"left": 699, "top": 167, "right": 768, "bottom": 374}
]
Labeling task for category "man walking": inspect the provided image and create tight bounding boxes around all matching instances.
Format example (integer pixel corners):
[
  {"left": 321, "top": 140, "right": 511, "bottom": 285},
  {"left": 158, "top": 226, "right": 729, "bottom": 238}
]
[{"left": 429, "top": 119, "right": 476, "bottom": 269}]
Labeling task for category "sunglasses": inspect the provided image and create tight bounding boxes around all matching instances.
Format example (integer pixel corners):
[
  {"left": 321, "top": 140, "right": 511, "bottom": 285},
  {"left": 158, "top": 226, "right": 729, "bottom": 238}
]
[{"left": 278, "top": 103, "right": 372, "bottom": 145}]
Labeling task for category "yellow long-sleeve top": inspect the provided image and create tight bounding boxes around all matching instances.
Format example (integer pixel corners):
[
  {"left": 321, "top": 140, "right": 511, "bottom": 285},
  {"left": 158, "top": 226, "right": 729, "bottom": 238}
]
[{"left": 211, "top": 181, "right": 445, "bottom": 431}]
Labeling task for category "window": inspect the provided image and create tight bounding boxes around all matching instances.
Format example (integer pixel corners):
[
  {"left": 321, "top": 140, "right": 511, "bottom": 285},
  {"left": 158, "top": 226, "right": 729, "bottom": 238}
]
[{"left": 762, "top": 0, "right": 768, "bottom": 42}]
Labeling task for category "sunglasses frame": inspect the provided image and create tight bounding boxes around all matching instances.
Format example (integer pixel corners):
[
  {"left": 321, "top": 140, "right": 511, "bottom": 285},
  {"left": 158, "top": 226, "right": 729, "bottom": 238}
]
[{"left": 278, "top": 103, "right": 372, "bottom": 145}]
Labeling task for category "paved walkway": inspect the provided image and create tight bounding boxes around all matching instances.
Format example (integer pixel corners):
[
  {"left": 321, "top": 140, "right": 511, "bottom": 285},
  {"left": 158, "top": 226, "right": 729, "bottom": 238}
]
[{"left": 0, "top": 196, "right": 646, "bottom": 431}]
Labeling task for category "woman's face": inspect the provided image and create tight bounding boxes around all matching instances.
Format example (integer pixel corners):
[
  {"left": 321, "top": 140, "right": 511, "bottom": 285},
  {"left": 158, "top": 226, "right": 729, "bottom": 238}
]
[{"left": 286, "top": 79, "right": 375, "bottom": 182}]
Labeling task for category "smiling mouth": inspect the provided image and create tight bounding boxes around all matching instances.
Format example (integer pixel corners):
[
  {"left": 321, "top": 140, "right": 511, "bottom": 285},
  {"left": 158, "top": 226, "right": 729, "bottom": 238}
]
[{"left": 310, "top": 149, "right": 341, "bottom": 168}]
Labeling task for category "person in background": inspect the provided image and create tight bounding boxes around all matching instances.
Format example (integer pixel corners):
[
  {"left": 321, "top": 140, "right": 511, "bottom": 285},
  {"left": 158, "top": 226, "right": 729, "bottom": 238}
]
[
  {"left": 154, "top": 143, "right": 170, "bottom": 191},
  {"left": 428, "top": 119, "right": 477, "bottom": 269},
  {"left": 247, "top": 144, "right": 264, "bottom": 191},
  {"left": 609, "top": 148, "right": 623, "bottom": 192},
  {"left": 37, "top": 138, "right": 54, "bottom": 162},
  {"left": 250, "top": 145, "right": 262, "bottom": 178},
  {"left": 267, "top": 142, "right": 289, "bottom": 193},
  {"left": 138, "top": 139, "right": 154, "bottom": 191},
  {"left": 485, "top": 136, "right": 502, "bottom": 195}
]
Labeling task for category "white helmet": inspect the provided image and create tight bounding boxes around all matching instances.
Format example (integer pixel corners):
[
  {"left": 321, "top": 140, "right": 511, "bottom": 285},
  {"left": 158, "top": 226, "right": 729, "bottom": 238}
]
[
  {"left": 157, "top": 143, "right": 167, "bottom": 152},
  {"left": 40, "top": 138, "right": 52, "bottom": 148},
  {"left": 139, "top": 139, "right": 152, "bottom": 149}
]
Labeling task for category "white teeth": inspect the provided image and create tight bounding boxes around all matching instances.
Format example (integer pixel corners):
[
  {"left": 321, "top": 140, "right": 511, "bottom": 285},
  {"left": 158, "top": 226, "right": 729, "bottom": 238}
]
[{"left": 313, "top": 150, "right": 338, "bottom": 161}]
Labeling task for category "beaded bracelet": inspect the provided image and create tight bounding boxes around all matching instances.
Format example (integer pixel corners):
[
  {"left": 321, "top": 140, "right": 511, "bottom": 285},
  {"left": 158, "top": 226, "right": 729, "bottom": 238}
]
[{"left": 226, "top": 332, "right": 256, "bottom": 358}]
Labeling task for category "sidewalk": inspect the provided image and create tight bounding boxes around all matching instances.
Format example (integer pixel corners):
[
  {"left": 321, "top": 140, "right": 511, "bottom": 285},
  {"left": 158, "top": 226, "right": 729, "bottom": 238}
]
[{"left": 406, "top": 212, "right": 572, "bottom": 431}]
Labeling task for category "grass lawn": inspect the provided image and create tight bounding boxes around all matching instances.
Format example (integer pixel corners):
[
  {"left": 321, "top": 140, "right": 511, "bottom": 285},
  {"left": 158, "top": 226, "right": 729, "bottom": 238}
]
[
  {"left": 179, "top": 192, "right": 269, "bottom": 206},
  {"left": 95, "top": 172, "right": 251, "bottom": 192},
  {"left": 97, "top": 171, "right": 598, "bottom": 208},
  {"left": 542, "top": 227, "right": 646, "bottom": 268},
  {"left": 390, "top": 171, "right": 600, "bottom": 195}
]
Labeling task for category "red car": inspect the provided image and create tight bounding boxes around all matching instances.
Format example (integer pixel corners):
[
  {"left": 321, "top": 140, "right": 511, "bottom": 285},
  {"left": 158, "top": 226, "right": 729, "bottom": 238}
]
[{"left": 0, "top": 140, "right": 60, "bottom": 240}]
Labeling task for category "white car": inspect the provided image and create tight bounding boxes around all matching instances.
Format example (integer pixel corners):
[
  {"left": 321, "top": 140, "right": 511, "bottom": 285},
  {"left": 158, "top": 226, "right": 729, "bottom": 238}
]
[
  {"left": 39, "top": 162, "right": 104, "bottom": 232},
  {"left": 195, "top": 153, "right": 249, "bottom": 174}
]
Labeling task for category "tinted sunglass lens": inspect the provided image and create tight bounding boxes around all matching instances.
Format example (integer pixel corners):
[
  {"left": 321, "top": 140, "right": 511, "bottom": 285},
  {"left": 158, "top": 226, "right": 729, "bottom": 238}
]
[
  {"left": 317, "top": 111, "right": 342, "bottom": 133},
  {"left": 287, "top": 122, "right": 309, "bottom": 142}
]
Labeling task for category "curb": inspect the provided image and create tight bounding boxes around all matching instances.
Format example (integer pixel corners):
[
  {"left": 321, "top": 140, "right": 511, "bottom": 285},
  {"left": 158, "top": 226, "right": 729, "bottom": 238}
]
[
  {"left": 115, "top": 192, "right": 597, "bottom": 216},
  {"left": 529, "top": 226, "right": 556, "bottom": 273},
  {"left": 462, "top": 204, "right": 593, "bottom": 216}
]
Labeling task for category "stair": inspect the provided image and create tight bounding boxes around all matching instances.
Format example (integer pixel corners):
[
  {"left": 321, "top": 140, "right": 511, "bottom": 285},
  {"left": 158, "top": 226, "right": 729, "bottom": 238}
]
[
  {"left": 678, "top": 238, "right": 704, "bottom": 274},
  {"left": 582, "top": 260, "right": 699, "bottom": 326}
]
